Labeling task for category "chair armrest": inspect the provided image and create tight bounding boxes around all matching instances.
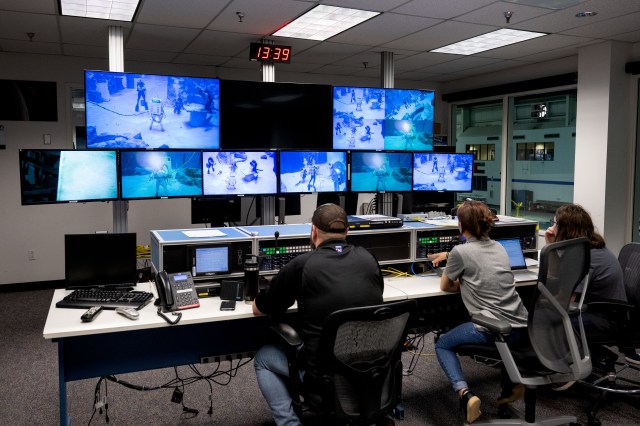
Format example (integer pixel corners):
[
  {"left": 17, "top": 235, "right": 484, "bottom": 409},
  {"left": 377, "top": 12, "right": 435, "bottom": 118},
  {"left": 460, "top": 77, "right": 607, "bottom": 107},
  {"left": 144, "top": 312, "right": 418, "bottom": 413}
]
[
  {"left": 568, "top": 301, "right": 586, "bottom": 315},
  {"left": 471, "top": 314, "right": 512, "bottom": 334},
  {"left": 584, "top": 300, "right": 634, "bottom": 322},
  {"left": 270, "top": 323, "right": 303, "bottom": 348}
]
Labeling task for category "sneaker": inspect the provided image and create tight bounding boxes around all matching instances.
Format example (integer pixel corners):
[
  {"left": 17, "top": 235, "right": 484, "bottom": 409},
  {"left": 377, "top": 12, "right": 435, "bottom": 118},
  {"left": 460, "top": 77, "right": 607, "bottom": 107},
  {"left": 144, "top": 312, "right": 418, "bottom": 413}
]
[
  {"left": 624, "top": 352, "right": 640, "bottom": 365},
  {"left": 550, "top": 380, "right": 576, "bottom": 391},
  {"left": 460, "top": 390, "right": 482, "bottom": 424},
  {"left": 497, "top": 383, "right": 525, "bottom": 405}
]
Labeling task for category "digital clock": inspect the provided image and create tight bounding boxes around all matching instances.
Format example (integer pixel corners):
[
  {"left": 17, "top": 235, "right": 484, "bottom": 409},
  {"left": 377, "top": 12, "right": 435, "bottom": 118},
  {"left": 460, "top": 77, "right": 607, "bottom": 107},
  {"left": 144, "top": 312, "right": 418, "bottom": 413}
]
[{"left": 249, "top": 42, "right": 292, "bottom": 64}]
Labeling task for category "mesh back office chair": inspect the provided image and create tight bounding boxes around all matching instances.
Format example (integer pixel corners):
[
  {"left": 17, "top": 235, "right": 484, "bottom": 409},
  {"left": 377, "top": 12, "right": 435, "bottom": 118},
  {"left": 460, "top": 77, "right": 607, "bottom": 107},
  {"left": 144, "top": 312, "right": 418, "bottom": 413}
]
[
  {"left": 578, "top": 242, "right": 640, "bottom": 426},
  {"left": 271, "top": 299, "right": 417, "bottom": 425},
  {"left": 455, "top": 237, "right": 592, "bottom": 425}
]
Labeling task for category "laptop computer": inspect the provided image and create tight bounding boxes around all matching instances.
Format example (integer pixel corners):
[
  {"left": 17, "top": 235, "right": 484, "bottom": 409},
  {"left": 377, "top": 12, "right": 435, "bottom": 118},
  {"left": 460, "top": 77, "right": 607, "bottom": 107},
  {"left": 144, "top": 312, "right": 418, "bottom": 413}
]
[{"left": 495, "top": 238, "right": 539, "bottom": 282}]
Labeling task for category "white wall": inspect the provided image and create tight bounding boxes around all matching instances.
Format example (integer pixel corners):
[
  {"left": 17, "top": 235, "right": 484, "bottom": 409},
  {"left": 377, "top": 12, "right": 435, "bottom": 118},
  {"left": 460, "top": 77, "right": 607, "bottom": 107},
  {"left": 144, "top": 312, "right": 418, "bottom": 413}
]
[{"left": 0, "top": 52, "right": 416, "bottom": 285}]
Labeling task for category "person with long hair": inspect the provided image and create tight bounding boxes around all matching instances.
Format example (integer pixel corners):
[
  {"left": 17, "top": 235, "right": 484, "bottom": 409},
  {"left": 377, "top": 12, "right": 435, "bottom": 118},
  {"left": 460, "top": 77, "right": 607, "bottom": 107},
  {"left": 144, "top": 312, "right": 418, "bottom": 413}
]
[
  {"left": 429, "top": 200, "right": 528, "bottom": 423},
  {"left": 545, "top": 204, "right": 638, "bottom": 375}
]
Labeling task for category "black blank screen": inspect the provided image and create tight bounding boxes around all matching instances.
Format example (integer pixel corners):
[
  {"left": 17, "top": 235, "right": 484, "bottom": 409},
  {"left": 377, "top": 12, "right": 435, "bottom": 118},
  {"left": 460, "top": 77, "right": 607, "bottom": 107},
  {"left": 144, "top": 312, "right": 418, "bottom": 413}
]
[{"left": 65, "top": 233, "right": 137, "bottom": 288}]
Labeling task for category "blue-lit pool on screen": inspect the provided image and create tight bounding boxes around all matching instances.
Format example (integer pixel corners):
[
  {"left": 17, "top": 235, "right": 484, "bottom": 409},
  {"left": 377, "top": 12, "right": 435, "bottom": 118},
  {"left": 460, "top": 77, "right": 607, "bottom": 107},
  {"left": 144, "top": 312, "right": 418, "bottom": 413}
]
[
  {"left": 350, "top": 152, "right": 412, "bottom": 192},
  {"left": 85, "top": 71, "right": 219, "bottom": 150},
  {"left": 57, "top": 151, "right": 118, "bottom": 201},
  {"left": 120, "top": 151, "right": 203, "bottom": 199}
]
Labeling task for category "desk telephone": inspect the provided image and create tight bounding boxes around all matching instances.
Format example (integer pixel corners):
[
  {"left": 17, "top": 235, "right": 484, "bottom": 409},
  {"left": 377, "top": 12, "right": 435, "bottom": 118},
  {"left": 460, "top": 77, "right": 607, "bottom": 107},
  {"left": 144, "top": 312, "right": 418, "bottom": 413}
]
[{"left": 155, "top": 271, "right": 200, "bottom": 312}]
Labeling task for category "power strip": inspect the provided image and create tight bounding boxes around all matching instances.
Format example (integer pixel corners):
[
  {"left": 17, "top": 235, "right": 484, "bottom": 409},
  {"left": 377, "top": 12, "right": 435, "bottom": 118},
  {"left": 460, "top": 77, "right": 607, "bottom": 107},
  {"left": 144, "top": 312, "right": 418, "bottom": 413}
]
[{"left": 200, "top": 352, "right": 254, "bottom": 364}]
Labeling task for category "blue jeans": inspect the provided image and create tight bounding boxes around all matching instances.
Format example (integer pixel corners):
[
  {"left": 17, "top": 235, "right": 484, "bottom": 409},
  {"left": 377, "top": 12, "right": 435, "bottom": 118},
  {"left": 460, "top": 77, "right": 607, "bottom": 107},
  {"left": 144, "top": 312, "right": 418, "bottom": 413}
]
[
  {"left": 435, "top": 321, "right": 525, "bottom": 393},
  {"left": 254, "top": 344, "right": 304, "bottom": 426}
]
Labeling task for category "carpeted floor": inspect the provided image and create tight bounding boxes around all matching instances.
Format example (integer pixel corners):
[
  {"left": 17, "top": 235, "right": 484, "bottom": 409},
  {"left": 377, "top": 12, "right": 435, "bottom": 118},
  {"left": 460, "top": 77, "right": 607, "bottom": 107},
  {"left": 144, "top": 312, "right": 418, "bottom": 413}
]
[{"left": 1, "top": 288, "right": 639, "bottom": 425}]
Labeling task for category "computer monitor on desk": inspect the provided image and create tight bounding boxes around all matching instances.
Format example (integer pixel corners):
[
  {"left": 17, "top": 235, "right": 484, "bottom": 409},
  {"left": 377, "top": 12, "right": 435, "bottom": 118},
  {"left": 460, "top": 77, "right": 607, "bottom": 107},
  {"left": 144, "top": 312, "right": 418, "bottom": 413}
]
[{"left": 65, "top": 233, "right": 138, "bottom": 289}]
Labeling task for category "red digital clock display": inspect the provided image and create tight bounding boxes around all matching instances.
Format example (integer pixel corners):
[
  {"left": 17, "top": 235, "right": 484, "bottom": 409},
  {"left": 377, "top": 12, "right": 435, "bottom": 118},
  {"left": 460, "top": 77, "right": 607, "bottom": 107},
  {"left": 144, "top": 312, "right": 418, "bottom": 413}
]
[{"left": 249, "top": 42, "right": 292, "bottom": 63}]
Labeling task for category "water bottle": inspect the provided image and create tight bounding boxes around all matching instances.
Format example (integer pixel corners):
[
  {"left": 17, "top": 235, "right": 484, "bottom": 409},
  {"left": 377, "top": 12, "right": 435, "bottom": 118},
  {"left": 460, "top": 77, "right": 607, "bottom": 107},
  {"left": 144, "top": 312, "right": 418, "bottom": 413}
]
[{"left": 243, "top": 254, "right": 259, "bottom": 303}]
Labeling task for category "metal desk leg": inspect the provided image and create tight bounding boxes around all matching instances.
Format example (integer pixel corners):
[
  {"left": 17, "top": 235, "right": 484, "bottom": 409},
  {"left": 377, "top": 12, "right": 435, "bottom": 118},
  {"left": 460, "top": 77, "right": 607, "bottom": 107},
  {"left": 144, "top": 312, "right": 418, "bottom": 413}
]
[{"left": 58, "top": 338, "right": 70, "bottom": 426}]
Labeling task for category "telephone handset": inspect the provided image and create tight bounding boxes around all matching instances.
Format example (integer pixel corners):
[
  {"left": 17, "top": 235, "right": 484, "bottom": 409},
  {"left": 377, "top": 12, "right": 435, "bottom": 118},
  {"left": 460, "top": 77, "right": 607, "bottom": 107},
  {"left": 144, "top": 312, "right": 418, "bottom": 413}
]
[{"left": 155, "top": 271, "right": 200, "bottom": 313}]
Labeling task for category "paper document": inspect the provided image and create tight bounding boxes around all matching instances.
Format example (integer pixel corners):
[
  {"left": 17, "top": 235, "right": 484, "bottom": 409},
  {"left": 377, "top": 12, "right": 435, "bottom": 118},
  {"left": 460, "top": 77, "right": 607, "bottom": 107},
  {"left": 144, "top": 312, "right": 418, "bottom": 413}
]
[{"left": 183, "top": 229, "right": 227, "bottom": 238}]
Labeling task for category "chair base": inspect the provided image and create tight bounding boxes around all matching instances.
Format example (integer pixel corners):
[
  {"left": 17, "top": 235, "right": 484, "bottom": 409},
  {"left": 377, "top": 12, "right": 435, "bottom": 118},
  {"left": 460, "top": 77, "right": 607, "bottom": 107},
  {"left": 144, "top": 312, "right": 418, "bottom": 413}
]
[{"left": 470, "top": 404, "right": 577, "bottom": 426}]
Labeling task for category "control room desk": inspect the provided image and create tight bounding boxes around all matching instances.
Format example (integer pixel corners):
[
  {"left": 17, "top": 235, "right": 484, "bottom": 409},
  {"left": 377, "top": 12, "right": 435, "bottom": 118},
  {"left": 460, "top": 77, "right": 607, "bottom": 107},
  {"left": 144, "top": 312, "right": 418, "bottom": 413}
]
[
  {"left": 44, "top": 274, "right": 536, "bottom": 426},
  {"left": 43, "top": 282, "right": 407, "bottom": 425}
]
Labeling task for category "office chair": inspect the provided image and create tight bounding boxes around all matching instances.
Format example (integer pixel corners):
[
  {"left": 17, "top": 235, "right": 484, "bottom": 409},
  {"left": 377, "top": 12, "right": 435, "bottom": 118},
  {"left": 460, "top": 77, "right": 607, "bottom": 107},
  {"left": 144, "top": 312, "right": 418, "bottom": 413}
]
[
  {"left": 454, "top": 237, "right": 592, "bottom": 425},
  {"left": 271, "top": 299, "right": 417, "bottom": 425},
  {"left": 577, "top": 242, "right": 640, "bottom": 426}
]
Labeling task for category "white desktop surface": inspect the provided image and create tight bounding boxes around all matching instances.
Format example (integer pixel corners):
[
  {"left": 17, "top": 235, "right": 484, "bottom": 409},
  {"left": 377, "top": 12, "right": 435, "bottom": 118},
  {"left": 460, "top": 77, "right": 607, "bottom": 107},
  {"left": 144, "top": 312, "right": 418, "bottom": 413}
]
[
  {"left": 44, "top": 281, "right": 408, "bottom": 340},
  {"left": 44, "top": 283, "right": 265, "bottom": 340}
]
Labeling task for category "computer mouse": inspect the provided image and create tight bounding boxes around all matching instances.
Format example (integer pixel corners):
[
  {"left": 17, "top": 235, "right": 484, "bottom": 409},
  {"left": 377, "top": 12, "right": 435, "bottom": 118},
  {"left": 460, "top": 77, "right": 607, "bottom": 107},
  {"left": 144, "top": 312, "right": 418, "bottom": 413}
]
[{"left": 115, "top": 307, "right": 140, "bottom": 320}]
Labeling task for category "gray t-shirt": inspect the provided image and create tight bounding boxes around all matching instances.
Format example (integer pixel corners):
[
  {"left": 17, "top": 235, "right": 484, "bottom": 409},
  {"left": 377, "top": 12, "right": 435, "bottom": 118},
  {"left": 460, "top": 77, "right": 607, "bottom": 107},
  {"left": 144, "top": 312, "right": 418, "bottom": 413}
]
[{"left": 445, "top": 237, "right": 528, "bottom": 329}]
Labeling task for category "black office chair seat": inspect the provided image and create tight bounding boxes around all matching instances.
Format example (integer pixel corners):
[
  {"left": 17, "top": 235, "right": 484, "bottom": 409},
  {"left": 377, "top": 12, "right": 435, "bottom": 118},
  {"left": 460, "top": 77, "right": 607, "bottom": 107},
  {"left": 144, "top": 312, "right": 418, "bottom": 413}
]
[
  {"left": 455, "top": 341, "right": 558, "bottom": 379},
  {"left": 575, "top": 243, "right": 640, "bottom": 426},
  {"left": 445, "top": 238, "right": 592, "bottom": 425},
  {"left": 271, "top": 299, "right": 417, "bottom": 425}
]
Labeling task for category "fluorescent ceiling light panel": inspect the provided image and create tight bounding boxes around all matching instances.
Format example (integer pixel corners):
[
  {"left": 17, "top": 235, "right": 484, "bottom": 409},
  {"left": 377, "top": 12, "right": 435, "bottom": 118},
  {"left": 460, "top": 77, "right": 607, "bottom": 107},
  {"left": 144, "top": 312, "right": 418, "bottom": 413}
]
[
  {"left": 60, "top": 0, "right": 140, "bottom": 22},
  {"left": 273, "top": 5, "right": 380, "bottom": 41},
  {"left": 430, "top": 29, "right": 546, "bottom": 55}
]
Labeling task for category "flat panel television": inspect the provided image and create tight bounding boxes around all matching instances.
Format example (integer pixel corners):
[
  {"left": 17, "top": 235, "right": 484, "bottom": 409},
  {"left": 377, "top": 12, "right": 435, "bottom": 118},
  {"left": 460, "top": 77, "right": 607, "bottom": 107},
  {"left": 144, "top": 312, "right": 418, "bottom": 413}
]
[
  {"left": 202, "top": 151, "right": 277, "bottom": 196},
  {"left": 412, "top": 152, "right": 473, "bottom": 192},
  {"left": 85, "top": 70, "right": 219, "bottom": 149},
  {"left": 219, "top": 80, "right": 332, "bottom": 150},
  {"left": 19, "top": 149, "right": 118, "bottom": 205},
  {"left": 333, "top": 86, "right": 434, "bottom": 151},
  {"left": 65, "top": 233, "right": 137, "bottom": 288},
  {"left": 279, "top": 150, "right": 347, "bottom": 193},
  {"left": 120, "top": 150, "right": 203, "bottom": 199},
  {"left": 349, "top": 151, "right": 412, "bottom": 193}
]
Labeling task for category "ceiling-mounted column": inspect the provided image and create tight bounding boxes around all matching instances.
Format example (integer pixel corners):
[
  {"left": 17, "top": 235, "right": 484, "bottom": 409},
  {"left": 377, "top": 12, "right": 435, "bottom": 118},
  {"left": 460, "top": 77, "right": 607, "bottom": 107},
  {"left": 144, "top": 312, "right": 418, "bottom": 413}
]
[
  {"left": 379, "top": 51, "right": 394, "bottom": 216},
  {"left": 381, "top": 51, "right": 394, "bottom": 89},
  {"left": 109, "top": 25, "right": 128, "bottom": 232},
  {"left": 261, "top": 39, "right": 275, "bottom": 83},
  {"left": 260, "top": 39, "right": 276, "bottom": 224}
]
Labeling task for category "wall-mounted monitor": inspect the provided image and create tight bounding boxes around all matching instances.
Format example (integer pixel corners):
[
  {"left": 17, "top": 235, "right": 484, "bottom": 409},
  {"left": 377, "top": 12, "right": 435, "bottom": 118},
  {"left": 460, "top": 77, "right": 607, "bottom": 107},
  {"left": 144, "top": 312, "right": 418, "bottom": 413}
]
[
  {"left": 219, "top": 80, "right": 332, "bottom": 150},
  {"left": 120, "top": 150, "right": 203, "bottom": 199},
  {"left": 279, "top": 150, "right": 347, "bottom": 193},
  {"left": 19, "top": 149, "right": 118, "bottom": 205},
  {"left": 85, "top": 70, "right": 219, "bottom": 150},
  {"left": 202, "top": 151, "right": 277, "bottom": 196},
  {"left": 191, "top": 196, "right": 242, "bottom": 227},
  {"left": 413, "top": 152, "right": 474, "bottom": 192},
  {"left": 333, "top": 86, "right": 434, "bottom": 151},
  {"left": 349, "top": 151, "right": 413, "bottom": 193}
]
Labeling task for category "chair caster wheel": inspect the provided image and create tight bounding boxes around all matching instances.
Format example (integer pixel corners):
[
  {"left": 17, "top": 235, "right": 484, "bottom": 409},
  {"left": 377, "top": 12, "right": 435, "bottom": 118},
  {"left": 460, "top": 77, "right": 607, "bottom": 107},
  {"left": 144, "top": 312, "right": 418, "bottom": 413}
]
[{"left": 587, "top": 416, "right": 601, "bottom": 426}]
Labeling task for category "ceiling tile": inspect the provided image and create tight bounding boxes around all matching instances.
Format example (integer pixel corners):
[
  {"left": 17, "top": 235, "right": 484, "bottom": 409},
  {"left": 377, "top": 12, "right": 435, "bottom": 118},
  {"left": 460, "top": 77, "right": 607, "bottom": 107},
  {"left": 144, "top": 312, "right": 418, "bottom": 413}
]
[
  {"left": 124, "top": 48, "right": 180, "bottom": 63},
  {"left": 186, "top": 30, "right": 257, "bottom": 56},
  {"left": 207, "top": 0, "right": 311, "bottom": 35},
  {"left": 382, "top": 20, "right": 498, "bottom": 51},
  {"left": 393, "top": 52, "right": 458, "bottom": 72},
  {"left": 476, "top": 33, "right": 589, "bottom": 60},
  {"left": 455, "top": 1, "right": 554, "bottom": 26},
  {"left": 0, "top": 39, "right": 62, "bottom": 55},
  {"left": 63, "top": 43, "right": 109, "bottom": 58},
  {"left": 330, "top": 13, "right": 442, "bottom": 47},
  {"left": 0, "top": 0, "right": 56, "bottom": 14},
  {"left": 126, "top": 23, "right": 201, "bottom": 52},
  {"left": 172, "top": 53, "right": 230, "bottom": 66},
  {"left": 392, "top": 0, "right": 497, "bottom": 19},
  {"left": 60, "top": 16, "right": 131, "bottom": 46},
  {"left": 562, "top": 12, "right": 640, "bottom": 39},
  {"left": 322, "top": 0, "right": 409, "bottom": 12},
  {"left": 421, "top": 56, "right": 504, "bottom": 74},
  {"left": 294, "top": 42, "right": 370, "bottom": 65},
  {"left": 0, "top": 10, "right": 60, "bottom": 42},
  {"left": 136, "top": 0, "right": 226, "bottom": 28}
]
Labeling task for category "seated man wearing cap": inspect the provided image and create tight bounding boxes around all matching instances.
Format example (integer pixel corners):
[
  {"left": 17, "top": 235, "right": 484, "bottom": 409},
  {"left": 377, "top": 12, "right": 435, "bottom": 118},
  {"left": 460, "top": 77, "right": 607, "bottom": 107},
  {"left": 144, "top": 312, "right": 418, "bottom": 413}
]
[{"left": 253, "top": 203, "right": 384, "bottom": 426}]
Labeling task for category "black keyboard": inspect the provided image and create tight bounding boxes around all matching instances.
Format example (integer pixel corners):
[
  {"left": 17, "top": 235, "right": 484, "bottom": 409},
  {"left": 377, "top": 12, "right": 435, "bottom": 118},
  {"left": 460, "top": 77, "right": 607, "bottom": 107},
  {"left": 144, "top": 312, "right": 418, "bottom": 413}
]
[{"left": 56, "top": 289, "right": 154, "bottom": 310}]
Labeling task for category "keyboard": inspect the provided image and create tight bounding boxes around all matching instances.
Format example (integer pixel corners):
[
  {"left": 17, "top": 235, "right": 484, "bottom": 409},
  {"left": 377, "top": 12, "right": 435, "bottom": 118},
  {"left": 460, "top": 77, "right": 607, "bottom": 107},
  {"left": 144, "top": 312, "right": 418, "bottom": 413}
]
[{"left": 56, "top": 289, "right": 154, "bottom": 310}]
